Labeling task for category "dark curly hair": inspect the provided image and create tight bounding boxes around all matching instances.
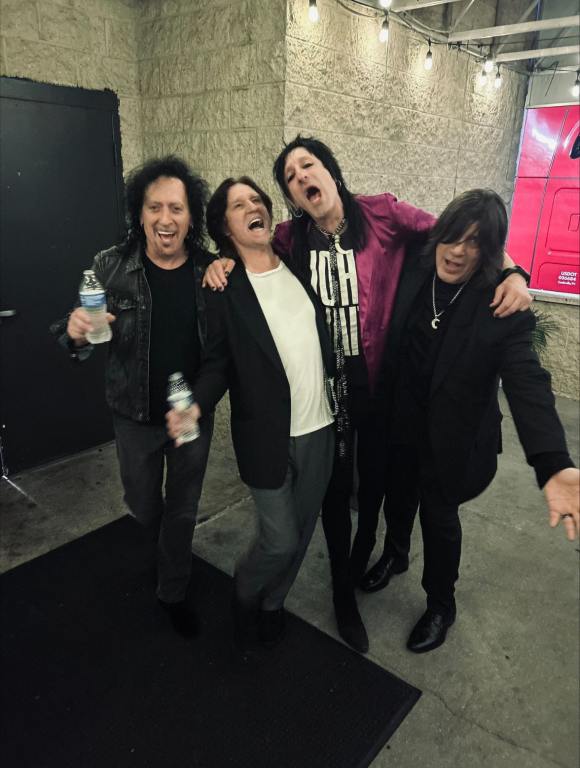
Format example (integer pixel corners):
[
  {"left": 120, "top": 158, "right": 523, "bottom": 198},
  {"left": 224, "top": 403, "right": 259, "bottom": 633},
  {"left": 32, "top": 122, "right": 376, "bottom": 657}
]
[
  {"left": 206, "top": 176, "right": 273, "bottom": 260},
  {"left": 272, "top": 135, "right": 367, "bottom": 274},
  {"left": 121, "top": 156, "right": 209, "bottom": 258}
]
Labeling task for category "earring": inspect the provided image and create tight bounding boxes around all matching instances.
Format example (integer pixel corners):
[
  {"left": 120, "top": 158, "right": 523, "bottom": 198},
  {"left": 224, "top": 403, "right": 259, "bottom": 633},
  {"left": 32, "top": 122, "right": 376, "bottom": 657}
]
[
  {"left": 286, "top": 199, "right": 303, "bottom": 218},
  {"left": 334, "top": 178, "right": 342, "bottom": 190}
]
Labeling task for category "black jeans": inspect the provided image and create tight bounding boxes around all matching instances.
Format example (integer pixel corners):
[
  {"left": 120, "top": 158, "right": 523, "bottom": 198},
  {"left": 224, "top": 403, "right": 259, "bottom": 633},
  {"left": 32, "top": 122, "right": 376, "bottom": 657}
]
[
  {"left": 384, "top": 442, "right": 461, "bottom": 616},
  {"left": 321, "top": 357, "right": 387, "bottom": 588},
  {"left": 113, "top": 412, "right": 213, "bottom": 602}
]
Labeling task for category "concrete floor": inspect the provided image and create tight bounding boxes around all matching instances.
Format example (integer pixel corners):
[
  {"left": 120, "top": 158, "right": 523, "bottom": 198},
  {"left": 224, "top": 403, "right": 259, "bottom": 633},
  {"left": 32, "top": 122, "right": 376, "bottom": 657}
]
[{"left": 1, "top": 392, "right": 578, "bottom": 768}]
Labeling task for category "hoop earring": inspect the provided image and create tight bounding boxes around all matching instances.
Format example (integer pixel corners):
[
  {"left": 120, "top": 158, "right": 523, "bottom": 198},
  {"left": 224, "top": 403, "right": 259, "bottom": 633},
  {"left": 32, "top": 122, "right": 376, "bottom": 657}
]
[{"left": 286, "top": 199, "right": 303, "bottom": 218}]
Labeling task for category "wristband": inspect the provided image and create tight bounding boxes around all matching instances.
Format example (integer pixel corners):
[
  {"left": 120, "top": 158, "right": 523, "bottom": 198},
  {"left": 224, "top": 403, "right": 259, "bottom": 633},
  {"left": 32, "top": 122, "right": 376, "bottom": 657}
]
[{"left": 500, "top": 265, "right": 530, "bottom": 285}]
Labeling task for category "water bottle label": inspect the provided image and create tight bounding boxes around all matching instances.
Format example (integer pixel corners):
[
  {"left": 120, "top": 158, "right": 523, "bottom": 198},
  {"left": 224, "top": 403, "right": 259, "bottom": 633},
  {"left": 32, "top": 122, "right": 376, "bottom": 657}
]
[
  {"left": 167, "top": 393, "right": 193, "bottom": 411},
  {"left": 80, "top": 291, "right": 106, "bottom": 310}
]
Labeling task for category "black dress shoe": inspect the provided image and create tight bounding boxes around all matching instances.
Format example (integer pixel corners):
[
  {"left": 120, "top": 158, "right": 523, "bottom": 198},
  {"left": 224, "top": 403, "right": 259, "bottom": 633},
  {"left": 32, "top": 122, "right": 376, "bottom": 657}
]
[
  {"left": 258, "top": 608, "right": 286, "bottom": 647},
  {"left": 333, "top": 588, "right": 369, "bottom": 654},
  {"left": 406, "top": 609, "right": 455, "bottom": 654},
  {"left": 158, "top": 598, "right": 200, "bottom": 638},
  {"left": 359, "top": 554, "right": 409, "bottom": 593},
  {"left": 232, "top": 594, "right": 257, "bottom": 652}
]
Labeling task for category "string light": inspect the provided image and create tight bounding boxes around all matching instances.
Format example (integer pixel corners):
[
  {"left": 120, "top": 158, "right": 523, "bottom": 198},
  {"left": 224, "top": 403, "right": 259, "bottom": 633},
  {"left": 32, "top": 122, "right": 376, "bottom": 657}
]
[
  {"left": 484, "top": 49, "right": 495, "bottom": 73},
  {"left": 424, "top": 39, "right": 433, "bottom": 70},
  {"left": 573, "top": 70, "right": 580, "bottom": 98},
  {"left": 379, "top": 14, "right": 389, "bottom": 44},
  {"left": 494, "top": 65, "right": 502, "bottom": 89},
  {"left": 308, "top": 0, "right": 319, "bottom": 23},
  {"left": 479, "top": 67, "right": 487, "bottom": 86},
  {"left": 379, "top": 0, "right": 393, "bottom": 8}
]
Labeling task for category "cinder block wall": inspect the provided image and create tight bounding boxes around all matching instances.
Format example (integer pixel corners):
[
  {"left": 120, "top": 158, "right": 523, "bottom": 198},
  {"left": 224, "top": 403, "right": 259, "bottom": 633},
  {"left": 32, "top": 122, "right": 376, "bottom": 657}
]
[
  {"left": 0, "top": 0, "right": 143, "bottom": 173},
  {"left": 284, "top": 0, "right": 527, "bottom": 216},
  {"left": 534, "top": 298, "right": 580, "bottom": 401},
  {"left": 137, "top": 0, "right": 288, "bottom": 219}
]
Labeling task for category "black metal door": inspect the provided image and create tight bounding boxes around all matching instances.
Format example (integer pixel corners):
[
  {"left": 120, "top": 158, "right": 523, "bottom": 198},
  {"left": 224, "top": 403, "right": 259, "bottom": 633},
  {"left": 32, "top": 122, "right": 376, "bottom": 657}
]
[{"left": 0, "top": 78, "right": 125, "bottom": 472}]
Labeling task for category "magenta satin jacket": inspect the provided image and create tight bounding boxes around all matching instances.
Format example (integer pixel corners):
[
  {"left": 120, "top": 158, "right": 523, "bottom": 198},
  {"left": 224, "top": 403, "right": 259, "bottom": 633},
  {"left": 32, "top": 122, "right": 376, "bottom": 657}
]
[{"left": 272, "top": 193, "right": 436, "bottom": 393}]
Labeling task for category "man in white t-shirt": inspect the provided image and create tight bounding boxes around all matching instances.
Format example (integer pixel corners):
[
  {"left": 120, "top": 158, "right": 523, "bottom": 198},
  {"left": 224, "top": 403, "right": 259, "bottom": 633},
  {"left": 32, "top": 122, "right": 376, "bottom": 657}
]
[{"left": 167, "top": 176, "right": 335, "bottom": 650}]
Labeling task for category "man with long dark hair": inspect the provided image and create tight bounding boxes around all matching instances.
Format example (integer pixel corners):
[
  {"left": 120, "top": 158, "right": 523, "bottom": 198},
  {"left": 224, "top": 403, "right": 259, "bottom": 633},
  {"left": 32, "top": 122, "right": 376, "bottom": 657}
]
[
  {"left": 377, "top": 189, "right": 578, "bottom": 652},
  {"left": 54, "top": 156, "right": 213, "bottom": 637},
  {"left": 168, "top": 176, "right": 334, "bottom": 650}
]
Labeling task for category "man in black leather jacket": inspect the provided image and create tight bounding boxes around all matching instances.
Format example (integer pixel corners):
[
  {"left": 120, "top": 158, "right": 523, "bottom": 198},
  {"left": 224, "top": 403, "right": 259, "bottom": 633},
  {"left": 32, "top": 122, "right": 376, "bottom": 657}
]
[{"left": 53, "top": 157, "right": 213, "bottom": 637}]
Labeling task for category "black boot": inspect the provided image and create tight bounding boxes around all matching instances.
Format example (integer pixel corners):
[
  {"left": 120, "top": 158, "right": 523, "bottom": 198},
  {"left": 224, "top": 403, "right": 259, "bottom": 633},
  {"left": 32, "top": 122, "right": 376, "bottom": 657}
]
[
  {"left": 333, "top": 581, "right": 369, "bottom": 654},
  {"left": 158, "top": 598, "right": 200, "bottom": 638},
  {"left": 258, "top": 608, "right": 286, "bottom": 647},
  {"left": 232, "top": 593, "right": 257, "bottom": 652}
]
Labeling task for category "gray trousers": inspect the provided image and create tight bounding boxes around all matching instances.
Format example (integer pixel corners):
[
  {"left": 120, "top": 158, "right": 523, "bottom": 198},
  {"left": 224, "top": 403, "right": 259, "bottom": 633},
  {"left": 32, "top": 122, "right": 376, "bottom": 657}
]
[
  {"left": 113, "top": 412, "right": 213, "bottom": 602},
  {"left": 237, "top": 424, "right": 335, "bottom": 611}
]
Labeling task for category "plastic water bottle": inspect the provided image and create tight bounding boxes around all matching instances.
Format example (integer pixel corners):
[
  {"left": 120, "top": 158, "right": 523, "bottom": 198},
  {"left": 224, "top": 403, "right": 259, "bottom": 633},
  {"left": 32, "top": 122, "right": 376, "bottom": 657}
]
[
  {"left": 167, "top": 372, "right": 200, "bottom": 444},
  {"left": 79, "top": 270, "right": 112, "bottom": 344}
]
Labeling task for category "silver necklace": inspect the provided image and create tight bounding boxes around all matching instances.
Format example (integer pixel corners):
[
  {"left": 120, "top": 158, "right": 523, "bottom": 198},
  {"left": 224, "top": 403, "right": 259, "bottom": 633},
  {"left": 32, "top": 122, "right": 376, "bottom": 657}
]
[
  {"left": 314, "top": 217, "right": 347, "bottom": 242},
  {"left": 431, "top": 271, "right": 469, "bottom": 329}
]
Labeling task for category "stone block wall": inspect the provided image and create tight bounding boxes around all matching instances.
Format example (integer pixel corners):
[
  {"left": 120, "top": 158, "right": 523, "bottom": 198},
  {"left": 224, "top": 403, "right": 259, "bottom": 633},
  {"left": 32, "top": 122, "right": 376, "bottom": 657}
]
[
  {"left": 533, "top": 297, "right": 580, "bottom": 401},
  {"left": 283, "top": 0, "right": 527, "bottom": 216},
  {"left": 1, "top": 0, "right": 143, "bottom": 173},
  {"left": 137, "top": 0, "right": 288, "bottom": 218}
]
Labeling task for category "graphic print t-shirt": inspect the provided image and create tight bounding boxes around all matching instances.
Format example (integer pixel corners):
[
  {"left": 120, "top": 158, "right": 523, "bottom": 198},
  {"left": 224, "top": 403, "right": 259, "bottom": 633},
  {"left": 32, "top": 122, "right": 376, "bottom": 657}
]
[{"left": 307, "top": 224, "right": 360, "bottom": 357}]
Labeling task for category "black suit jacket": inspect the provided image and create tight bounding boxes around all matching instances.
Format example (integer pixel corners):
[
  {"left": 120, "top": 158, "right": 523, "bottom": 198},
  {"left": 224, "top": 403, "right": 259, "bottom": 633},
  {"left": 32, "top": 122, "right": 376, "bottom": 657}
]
[
  {"left": 380, "top": 255, "right": 568, "bottom": 505},
  {"left": 194, "top": 260, "right": 334, "bottom": 489}
]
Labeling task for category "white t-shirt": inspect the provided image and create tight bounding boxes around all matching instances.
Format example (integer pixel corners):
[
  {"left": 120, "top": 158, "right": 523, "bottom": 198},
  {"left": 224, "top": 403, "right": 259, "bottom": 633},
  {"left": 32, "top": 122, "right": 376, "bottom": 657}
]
[{"left": 246, "top": 261, "right": 334, "bottom": 437}]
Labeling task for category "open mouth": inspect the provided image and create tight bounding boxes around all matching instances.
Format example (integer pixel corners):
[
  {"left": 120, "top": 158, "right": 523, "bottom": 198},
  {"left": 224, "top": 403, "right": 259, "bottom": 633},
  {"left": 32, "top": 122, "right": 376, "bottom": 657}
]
[
  {"left": 445, "top": 259, "right": 462, "bottom": 269},
  {"left": 157, "top": 230, "right": 176, "bottom": 244},
  {"left": 248, "top": 217, "right": 265, "bottom": 231},
  {"left": 306, "top": 185, "right": 321, "bottom": 203}
]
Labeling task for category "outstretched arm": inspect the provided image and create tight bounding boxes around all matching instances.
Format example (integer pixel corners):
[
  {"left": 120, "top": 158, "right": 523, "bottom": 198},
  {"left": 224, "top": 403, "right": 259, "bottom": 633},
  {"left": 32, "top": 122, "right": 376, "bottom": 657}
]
[{"left": 499, "top": 317, "right": 577, "bottom": 541}]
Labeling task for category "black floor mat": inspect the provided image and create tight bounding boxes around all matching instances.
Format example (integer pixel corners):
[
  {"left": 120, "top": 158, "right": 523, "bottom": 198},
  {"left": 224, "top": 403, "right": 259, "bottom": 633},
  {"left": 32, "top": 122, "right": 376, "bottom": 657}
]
[{"left": 0, "top": 516, "right": 420, "bottom": 768}]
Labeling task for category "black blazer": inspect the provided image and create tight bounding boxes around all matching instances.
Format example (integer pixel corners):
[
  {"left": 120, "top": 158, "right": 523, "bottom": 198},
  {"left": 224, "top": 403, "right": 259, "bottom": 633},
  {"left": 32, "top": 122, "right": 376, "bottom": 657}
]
[
  {"left": 380, "top": 255, "right": 568, "bottom": 505},
  {"left": 194, "top": 260, "right": 334, "bottom": 489}
]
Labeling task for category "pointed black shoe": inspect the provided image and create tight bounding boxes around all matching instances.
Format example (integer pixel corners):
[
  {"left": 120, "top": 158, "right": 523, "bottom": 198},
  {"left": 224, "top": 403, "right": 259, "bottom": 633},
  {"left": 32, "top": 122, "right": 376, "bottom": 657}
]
[
  {"left": 359, "top": 554, "right": 409, "bottom": 593},
  {"left": 406, "top": 609, "right": 455, "bottom": 654},
  {"left": 258, "top": 608, "right": 286, "bottom": 647},
  {"left": 232, "top": 594, "right": 257, "bottom": 653},
  {"left": 333, "top": 588, "right": 369, "bottom": 654},
  {"left": 158, "top": 598, "right": 200, "bottom": 638}
]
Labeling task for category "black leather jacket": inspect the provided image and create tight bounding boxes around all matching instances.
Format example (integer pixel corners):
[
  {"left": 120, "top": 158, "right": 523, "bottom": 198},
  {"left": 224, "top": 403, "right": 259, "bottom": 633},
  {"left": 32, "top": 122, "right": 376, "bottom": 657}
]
[{"left": 52, "top": 244, "right": 209, "bottom": 422}]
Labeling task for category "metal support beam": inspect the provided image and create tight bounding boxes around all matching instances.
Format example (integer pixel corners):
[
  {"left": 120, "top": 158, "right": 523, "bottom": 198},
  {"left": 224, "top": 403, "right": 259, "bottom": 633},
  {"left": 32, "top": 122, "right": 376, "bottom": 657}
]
[
  {"left": 448, "top": 16, "right": 579, "bottom": 43},
  {"left": 497, "top": 0, "right": 542, "bottom": 54},
  {"left": 391, "top": 0, "right": 464, "bottom": 11},
  {"left": 496, "top": 45, "right": 580, "bottom": 63},
  {"left": 450, "top": 0, "right": 479, "bottom": 34}
]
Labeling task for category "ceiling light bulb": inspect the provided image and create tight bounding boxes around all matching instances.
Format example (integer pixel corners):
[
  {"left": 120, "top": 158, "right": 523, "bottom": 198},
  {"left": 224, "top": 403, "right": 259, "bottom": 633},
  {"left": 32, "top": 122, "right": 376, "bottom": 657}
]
[
  {"left": 424, "top": 48, "right": 433, "bottom": 71},
  {"left": 308, "top": 0, "right": 319, "bottom": 23},
  {"left": 484, "top": 53, "right": 494, "bottom": 73},
  {"left": 494, "top": 68, "right": 502, "bottom": 89},
  {"left": 379, "top": 16, "right": 389, "bottom": 44},
  {"left": 379, "top": 0, "right": 393, "bottom": 8},
  {"left": 573, "top": 71, "right": 580, "bottom": 98},
  {"left": 479, "top": 68, "right": 487, "bottom": 86}
]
